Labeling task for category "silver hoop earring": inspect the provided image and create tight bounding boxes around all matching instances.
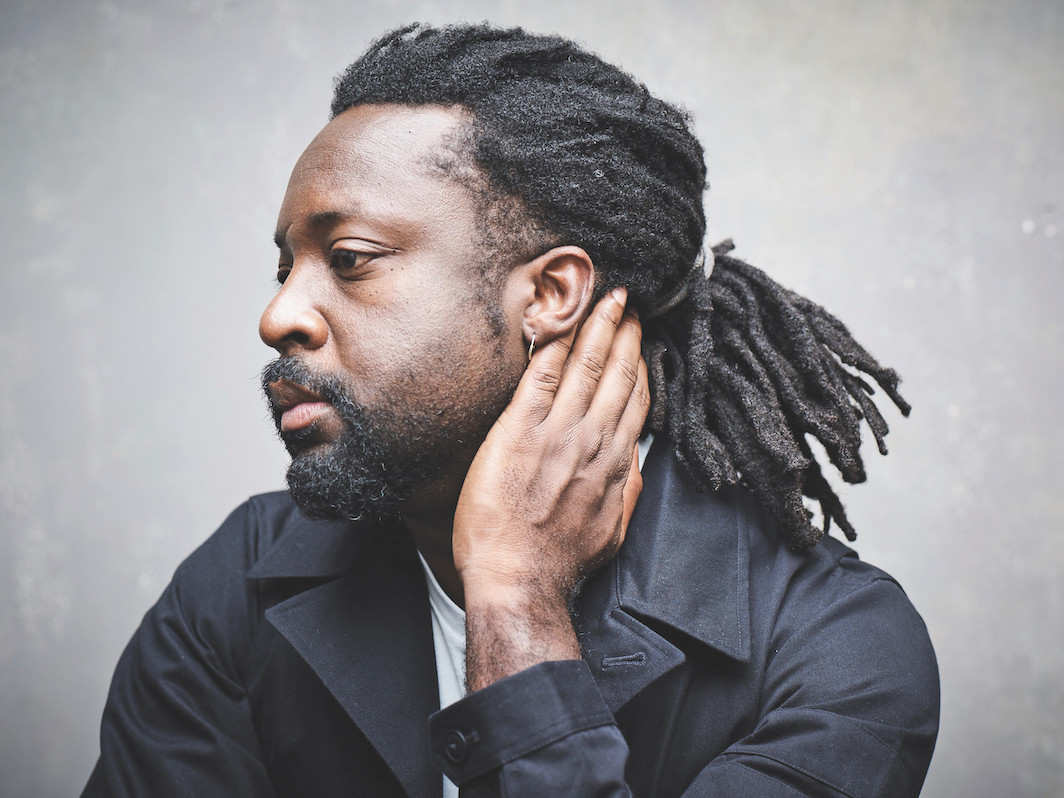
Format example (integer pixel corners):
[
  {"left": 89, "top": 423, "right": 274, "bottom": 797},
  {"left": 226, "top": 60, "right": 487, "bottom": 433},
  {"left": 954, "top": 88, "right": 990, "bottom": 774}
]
[{"left": 527, "top": 333, "right": 536, "bottom": 362}]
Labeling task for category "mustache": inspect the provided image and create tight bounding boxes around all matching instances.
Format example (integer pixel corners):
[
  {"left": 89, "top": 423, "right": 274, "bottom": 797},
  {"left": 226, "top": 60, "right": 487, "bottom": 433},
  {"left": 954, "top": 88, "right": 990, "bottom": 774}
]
[{"left": 261, "top": 357, "right": 351, "bottom": 419}]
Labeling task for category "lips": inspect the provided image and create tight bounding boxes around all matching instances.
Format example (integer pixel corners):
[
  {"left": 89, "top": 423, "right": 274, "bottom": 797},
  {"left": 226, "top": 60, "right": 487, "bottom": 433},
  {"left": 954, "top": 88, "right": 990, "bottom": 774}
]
[{"left": 268, "top": 379, "right": 335, "bottom": 433}]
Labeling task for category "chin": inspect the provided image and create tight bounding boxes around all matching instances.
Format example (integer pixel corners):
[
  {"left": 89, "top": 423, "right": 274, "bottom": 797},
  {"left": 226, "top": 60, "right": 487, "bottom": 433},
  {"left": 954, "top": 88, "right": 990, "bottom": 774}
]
[
  {"left": 280, "top": 427, "right": 336, "bottom": 458},
  {"left": 285, "top": 440, "right": 331, "bottom": 460}
]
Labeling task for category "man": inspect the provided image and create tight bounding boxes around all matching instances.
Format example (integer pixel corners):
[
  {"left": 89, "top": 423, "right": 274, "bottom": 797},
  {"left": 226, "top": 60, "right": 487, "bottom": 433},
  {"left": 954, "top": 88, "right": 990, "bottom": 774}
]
[{"left": 83, "top": 23, "right": 939, "bottom": 797}]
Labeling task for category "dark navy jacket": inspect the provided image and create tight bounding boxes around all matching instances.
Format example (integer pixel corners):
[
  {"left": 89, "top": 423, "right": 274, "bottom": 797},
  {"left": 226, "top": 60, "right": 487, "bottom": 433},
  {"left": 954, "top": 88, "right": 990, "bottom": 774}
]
[{"left": 84, "top": 442, "right": 939, "bottom": 796}]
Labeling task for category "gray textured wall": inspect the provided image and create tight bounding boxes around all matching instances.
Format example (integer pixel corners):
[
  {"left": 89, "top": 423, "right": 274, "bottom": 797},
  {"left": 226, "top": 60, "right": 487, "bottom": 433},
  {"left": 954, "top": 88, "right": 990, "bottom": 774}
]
[{"left": 1, "top": 0, "right": 1061, "bottom": 795}]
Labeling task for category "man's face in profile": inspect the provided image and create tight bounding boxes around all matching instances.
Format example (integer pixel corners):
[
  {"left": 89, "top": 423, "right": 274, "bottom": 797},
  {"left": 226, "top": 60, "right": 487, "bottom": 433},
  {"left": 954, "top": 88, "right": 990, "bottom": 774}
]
[{"left": 260, "top": 104, "right": 526, "bottom": 523}]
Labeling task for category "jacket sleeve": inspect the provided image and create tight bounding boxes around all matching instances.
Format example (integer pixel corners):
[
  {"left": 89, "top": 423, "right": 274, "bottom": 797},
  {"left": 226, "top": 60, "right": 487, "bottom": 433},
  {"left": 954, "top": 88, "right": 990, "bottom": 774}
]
[
  {"left": 81, "top": 503, "right": 276, "bottom": 797},
  {"left": 429, "top": 577, "right": 938, "bottom": 798}
]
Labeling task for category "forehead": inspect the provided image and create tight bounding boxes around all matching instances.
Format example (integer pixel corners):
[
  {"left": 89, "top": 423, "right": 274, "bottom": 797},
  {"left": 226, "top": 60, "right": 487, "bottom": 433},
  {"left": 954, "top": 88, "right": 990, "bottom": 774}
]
[{"left": 277, "top": 104, "right": 476, "bottom": 240}]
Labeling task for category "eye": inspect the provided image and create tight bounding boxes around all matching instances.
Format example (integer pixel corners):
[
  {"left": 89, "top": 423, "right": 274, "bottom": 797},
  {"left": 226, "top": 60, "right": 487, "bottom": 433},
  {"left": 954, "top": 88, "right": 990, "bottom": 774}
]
[
  {"left": 276, "top": 264, "right": 291, "bottom": 285},
  {"left": 329, "top": 249, "right": 377, "bottom": 277}
]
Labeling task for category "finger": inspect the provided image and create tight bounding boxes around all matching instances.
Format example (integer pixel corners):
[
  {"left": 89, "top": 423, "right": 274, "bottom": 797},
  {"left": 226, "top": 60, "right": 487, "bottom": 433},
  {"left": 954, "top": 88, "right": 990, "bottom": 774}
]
[
  {"left": 505, "top": 326, "right": 577, "bottom": 425},
  {"left": 618, "top": 445, "right": 643, "bottom": 546},
  {"left": 551, "top": 286, "right": 628, "bottom": 416},
  {"left": 606, "top": 357, "right": 648, "bottom": 552},
  {"left": 612, "top": 352, "right": 650, "bottom": 458},
  {"left": 583, "top": 308, "right": 644, "bottom": 433}
]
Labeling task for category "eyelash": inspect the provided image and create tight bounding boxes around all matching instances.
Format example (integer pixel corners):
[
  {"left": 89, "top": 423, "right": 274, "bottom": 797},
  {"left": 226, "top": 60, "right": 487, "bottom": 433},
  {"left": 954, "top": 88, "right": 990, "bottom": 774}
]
[
  {"left": 275, "top": 249, "right": 381, "bottom": 285},
  {"left": 329, "top": 249, "right": 376, "bottom": 276}
]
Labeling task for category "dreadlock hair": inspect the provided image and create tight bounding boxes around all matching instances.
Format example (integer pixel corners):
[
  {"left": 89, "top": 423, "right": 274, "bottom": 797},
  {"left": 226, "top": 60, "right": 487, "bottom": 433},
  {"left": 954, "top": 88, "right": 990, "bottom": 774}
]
[{"left": 331, "top": 23, "right": 911, "bottom": 550}]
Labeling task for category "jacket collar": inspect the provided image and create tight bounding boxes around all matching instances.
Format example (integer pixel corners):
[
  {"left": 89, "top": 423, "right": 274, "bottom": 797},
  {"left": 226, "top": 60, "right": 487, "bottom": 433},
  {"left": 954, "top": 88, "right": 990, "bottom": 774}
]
[
  {"left": 572, "top": 439, "right": 752, "bottom": 712},
  {"left": 245, "top": 504, "right": 363, "bottom": 580},
  {"left": 614, "top": 438, "right": 752, "bottom": 664}
]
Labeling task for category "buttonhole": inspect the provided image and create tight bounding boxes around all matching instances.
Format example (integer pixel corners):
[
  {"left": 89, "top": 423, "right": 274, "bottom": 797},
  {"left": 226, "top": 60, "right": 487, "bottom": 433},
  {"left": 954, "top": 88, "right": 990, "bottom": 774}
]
[{"left": 601, "top": 651, "right": 647, "bottom": 668}]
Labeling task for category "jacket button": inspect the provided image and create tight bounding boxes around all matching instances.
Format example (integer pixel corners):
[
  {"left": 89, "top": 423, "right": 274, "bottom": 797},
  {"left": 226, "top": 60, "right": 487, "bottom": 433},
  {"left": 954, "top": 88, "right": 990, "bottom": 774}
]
[{"left": 444, "top": 730, "right": 469, "bottom": 763}]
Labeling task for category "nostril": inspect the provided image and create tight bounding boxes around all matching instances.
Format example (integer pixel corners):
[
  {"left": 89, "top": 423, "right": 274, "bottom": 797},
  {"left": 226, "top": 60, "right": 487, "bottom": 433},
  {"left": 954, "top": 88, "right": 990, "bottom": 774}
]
[{"left": 258, "top": 296, "right": 328, "bottom": 353}]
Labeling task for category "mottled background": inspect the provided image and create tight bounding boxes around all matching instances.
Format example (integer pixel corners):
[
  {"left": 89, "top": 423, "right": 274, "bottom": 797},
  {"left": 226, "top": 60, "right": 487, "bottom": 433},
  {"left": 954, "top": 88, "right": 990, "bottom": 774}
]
[{"left": 1, "top": 0, "right": 1061, "bottom": 795}]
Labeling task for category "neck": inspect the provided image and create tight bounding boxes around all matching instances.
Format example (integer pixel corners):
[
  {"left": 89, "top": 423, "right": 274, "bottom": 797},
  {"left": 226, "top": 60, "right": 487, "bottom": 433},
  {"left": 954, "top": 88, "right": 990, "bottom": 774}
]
[{"left": 402, "top": 511, "right": 464, "bottom": 608}]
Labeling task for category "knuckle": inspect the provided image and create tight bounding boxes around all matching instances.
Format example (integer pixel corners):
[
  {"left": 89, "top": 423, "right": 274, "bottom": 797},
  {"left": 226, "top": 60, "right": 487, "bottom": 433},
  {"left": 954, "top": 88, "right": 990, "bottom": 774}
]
[
  {"left": 531, "top": 368, "right": 561, "bottom": 393},
  {"left": 577, "top": 349, "right": 608, "bottom": 380},
  {"left": 636, "top": 383, "right": 651, "bottom": 412},
  {"left": 582, "top": 429, "right": 610, "bottom": 462},
  {"left": 612, "top": 356, "right": 640, "bottom": 387},
  {"left": 609, "top": 454, "right": 630, "bottom": 480}
]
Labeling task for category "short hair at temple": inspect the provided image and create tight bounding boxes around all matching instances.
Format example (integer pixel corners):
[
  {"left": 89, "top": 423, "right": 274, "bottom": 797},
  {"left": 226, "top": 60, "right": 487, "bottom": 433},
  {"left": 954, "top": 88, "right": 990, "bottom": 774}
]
[{"left": 331, "top": 22, "right": 910, "bottom": 549}]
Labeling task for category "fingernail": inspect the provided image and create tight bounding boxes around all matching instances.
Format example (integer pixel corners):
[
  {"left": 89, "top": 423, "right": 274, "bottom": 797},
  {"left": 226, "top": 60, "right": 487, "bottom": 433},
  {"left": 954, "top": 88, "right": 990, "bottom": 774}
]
[{"left": 611, "top": 286, "right": 628, "bottom": 306}]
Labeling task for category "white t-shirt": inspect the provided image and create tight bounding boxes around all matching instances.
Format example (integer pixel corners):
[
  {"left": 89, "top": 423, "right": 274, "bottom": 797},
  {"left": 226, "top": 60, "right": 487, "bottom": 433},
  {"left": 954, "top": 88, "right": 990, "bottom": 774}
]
[{"left": 418, "top": 553, "right": 466, "bottom": 798}]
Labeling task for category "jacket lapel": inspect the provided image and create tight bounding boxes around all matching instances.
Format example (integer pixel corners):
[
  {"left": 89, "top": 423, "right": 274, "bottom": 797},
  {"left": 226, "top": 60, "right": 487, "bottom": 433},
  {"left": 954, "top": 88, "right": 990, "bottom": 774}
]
[
  {"left": 261, "top": 537, "right": 441, "bottom": 798},
  {"left": 575, "top": 440, "right": 753, "bottom": 713},
  {"left": 575, "top": 595, "right": 687, "bottom": 714}
]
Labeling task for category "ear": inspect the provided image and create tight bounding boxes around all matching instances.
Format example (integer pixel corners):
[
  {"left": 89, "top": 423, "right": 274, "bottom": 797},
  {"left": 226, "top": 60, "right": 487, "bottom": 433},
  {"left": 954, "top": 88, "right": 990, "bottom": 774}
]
[{"left": 516, "top": 246, "right": 595, "bottom": 346}]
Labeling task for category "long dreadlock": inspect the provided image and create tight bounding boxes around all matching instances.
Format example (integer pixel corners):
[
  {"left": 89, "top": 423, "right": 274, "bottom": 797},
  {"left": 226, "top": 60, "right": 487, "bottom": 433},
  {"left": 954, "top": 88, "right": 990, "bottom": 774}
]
[
  {"left": 331, "top": 23, "right": 910, "bottom": 549},
  {"left": 645, "top": 240, "right": 909, "bottom": 548}
]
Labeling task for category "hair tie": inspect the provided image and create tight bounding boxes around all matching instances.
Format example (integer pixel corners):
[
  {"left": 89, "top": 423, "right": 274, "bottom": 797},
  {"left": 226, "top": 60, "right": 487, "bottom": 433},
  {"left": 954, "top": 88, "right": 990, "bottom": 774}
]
[{"left": 644, "top": 248, "right": 714, "bottom": 320}]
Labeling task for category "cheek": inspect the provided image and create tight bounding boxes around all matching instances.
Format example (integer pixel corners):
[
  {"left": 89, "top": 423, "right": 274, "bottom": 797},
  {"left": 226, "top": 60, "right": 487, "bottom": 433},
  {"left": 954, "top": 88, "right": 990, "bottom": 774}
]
[
  {"left": 327, "top": 306, "right": 471, "bottom": 404},
  {"left": 327, "top": 271, "right": 519, "bottom": 405},
  {"left": 409, "top": 315, "right": 519, "bottom": 412}
]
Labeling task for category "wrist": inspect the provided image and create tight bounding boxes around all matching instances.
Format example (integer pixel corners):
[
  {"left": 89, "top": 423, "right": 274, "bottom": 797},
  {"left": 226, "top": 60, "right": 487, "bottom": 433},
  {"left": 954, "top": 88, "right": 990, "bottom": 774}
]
[
  {"left": 462, "top": 571, "right": 581, "bottom": 692},
  {"left": 459, "top": 563, "right": 574, "bottom": 611}
]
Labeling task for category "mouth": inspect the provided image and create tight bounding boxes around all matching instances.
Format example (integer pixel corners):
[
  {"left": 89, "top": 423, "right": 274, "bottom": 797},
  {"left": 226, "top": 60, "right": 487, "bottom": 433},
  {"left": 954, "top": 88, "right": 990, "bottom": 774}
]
[{"left": 268, "top": 379, "right": 335, "bottom": 434}]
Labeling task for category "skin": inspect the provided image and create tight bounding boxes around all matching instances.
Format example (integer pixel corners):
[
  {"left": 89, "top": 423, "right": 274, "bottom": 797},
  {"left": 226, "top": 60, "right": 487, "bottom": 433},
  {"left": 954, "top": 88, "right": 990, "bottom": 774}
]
[{"left": 260, "top": 103, "right": 649, "bottom": 690}]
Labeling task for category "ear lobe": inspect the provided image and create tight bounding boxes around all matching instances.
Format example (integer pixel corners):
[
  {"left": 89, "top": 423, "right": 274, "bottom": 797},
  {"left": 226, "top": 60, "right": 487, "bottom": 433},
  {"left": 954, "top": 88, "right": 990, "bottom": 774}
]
[{"left": 521, "top": 246, "right": 595, "bottom": 345}]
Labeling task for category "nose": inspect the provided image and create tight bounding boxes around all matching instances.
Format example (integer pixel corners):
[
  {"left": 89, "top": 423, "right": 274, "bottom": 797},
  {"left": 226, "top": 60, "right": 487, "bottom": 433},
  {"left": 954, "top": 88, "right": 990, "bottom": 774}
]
[{"left": 259, "top": 267, "right": 329, "bottom": 354}]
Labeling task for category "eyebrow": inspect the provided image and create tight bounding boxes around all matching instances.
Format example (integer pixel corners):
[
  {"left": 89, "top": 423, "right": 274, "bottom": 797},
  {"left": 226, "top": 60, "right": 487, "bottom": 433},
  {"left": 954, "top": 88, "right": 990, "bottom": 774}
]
[{"left": 273, "top": 209, "right": 361, "bottom": 249}]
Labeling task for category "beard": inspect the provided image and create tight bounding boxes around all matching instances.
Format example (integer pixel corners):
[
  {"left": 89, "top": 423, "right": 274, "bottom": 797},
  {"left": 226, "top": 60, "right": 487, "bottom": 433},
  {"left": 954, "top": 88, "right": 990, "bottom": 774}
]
[{"left": 261, "top": 355, "right": 514, "bottom": 523}]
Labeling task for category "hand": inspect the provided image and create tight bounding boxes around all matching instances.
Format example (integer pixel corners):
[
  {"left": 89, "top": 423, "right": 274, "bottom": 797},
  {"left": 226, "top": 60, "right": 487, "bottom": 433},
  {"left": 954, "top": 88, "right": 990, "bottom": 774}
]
[{"left": 452, "top": 287, "right": 649, "bottom": 688}]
